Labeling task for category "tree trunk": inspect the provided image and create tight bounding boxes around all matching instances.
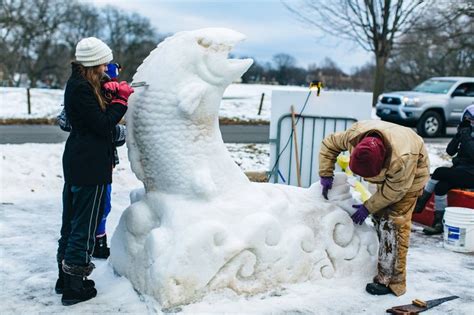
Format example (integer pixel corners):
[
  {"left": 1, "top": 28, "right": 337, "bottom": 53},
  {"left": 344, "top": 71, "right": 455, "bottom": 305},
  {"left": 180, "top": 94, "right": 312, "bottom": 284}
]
[{"left": 372, "top": 55, "right": 387, "bottom": 106}]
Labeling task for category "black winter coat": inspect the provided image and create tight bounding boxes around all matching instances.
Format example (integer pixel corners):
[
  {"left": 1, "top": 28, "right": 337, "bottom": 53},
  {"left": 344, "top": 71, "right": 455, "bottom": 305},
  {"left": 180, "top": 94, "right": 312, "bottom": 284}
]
[
  {"left": 62, "top": 63, "right": 127, "bottom": 185},
  {"left": 446, "top": 124, "right": 474, "bottom": 175}
]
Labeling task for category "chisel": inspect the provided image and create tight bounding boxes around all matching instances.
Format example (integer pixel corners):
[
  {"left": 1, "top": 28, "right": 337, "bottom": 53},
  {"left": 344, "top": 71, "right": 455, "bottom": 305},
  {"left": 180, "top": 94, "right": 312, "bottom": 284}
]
[{"left": 130, "top": 81, "right": 149, "bottom": 88}]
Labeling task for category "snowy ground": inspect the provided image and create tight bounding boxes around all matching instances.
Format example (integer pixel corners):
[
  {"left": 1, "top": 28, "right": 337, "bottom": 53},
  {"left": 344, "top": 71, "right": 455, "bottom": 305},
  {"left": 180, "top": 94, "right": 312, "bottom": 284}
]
[
  {"left": 0, "top": 84, "right": 309, "bottom": 123},
  {"left": 1, "top": 141, "right": 473, "bottom": 314},
  {"left": 219, "top": 83, "right": 308, "bottom": 122},
  {"left": 0, "top": 87, "right": 64, "bottom": 120}
]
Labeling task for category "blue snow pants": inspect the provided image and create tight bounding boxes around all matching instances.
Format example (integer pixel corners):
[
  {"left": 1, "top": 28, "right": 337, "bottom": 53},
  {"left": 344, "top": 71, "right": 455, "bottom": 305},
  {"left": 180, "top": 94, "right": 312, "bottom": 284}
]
[{"left": 95, "top": 184, "right": 112, "bottom": 236}]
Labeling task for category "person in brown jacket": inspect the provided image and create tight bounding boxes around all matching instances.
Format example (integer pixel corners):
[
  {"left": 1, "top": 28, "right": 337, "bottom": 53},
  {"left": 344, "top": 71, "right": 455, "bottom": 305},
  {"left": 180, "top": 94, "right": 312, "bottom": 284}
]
[{"left": 319, "top": 120, "right": 430, "bottom": 296}]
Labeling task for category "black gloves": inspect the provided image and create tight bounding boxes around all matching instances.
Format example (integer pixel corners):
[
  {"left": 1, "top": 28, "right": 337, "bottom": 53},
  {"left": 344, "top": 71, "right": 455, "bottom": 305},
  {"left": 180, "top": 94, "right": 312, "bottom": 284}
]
[
  {"left": 459, "top": 119, "right": 471, "bottom": 131},
  {"left": 456, "top": 120, "right": 471, "bottom": 139}
]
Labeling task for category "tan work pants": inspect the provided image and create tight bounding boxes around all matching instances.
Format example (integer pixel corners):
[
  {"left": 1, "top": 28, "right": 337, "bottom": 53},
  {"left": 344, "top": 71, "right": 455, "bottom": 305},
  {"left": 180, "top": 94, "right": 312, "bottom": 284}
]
[{"left": 372, "top": 190, "right": 421, "bottom": 296}]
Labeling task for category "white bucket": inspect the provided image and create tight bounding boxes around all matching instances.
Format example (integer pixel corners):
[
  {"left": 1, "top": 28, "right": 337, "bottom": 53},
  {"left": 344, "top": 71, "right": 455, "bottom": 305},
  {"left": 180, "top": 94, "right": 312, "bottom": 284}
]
[{"left": 443, "top": 207, "right": 474, "bottom": 253}]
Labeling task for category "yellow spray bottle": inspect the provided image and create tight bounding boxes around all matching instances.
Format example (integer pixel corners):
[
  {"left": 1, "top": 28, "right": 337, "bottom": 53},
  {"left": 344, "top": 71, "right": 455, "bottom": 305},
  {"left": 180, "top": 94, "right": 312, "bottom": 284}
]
[{"left": 337, "top": 155, "right": 371, "bottom": 202}]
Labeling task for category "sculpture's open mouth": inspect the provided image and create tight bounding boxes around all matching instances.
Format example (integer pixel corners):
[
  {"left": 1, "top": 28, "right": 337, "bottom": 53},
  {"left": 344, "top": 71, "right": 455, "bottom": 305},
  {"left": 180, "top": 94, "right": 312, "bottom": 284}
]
[
  {"left": 222, "top": 45, "right": 253, "bottom": 78},
  {"left": 227, "top": 56, "right": 253, "bottom": 69},
  {"left": 196, "top": 29, "right": 254, "bottom": 84}
]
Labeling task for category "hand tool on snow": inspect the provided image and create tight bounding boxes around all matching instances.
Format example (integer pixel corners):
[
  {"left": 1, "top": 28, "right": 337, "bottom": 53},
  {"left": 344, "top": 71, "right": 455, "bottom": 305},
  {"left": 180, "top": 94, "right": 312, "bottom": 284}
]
[{"left": 386, "top": 295, "right": 459, "bottom": 314}]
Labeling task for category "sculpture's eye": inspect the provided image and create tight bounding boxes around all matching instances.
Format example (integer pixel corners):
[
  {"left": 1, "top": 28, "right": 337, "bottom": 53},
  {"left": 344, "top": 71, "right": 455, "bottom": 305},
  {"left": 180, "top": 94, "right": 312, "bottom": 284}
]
[{"left": 197, "top": 37, "right": 211, "bottom": 48}]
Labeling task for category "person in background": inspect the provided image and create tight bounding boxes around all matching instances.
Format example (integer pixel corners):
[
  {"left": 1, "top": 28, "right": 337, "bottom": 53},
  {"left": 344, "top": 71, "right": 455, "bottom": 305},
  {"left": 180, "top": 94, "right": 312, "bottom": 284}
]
[
  {"left": 414, "top": 104, "right": 474, "bottom": 235},
  {"left": 56, "top": 37, "right": 133, "bottom": 306},
  {"left": 319, "top": 120, "right": 430, "bottom": 297}
]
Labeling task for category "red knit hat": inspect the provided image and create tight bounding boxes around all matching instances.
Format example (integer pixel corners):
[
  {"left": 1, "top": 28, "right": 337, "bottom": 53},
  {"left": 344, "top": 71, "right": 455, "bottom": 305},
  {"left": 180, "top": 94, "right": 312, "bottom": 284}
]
[{"left": 349, "top": 136, "right": 386, "bottom": 177}]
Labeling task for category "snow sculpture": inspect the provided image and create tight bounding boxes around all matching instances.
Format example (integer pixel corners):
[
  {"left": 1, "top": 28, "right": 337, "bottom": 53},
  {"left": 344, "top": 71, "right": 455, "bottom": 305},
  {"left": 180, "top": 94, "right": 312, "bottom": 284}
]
[{"left": 110, "top": 28, "right": 378, "bottom": 308}]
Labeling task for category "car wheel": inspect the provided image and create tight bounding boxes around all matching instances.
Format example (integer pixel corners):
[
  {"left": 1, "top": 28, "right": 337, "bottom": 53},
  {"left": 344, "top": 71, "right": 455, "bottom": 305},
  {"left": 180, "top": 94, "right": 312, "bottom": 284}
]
[{"left": 417, "top": 111, "right": 444, "bottom": 137}]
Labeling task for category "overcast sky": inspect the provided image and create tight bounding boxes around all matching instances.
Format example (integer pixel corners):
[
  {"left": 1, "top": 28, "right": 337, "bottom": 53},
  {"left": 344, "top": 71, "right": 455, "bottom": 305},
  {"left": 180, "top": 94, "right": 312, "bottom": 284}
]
[{"left": 85, "top": 0, "right": 373, "bottom": 73}]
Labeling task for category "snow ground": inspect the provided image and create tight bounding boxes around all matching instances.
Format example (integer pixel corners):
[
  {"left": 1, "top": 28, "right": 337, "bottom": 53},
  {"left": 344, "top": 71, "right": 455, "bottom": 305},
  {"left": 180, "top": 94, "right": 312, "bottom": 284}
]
[
  {"left": 0, "top": 84, "right": 311, "bottom": 123},
  {"left": 0, "top": 87, "right": 64, "bottom": 120},
  {"left": 219, "top": 83, "right": 308, "bottom": 122},
  {"left": 1, "top": 141, "right": 473, "bottom": 314}
]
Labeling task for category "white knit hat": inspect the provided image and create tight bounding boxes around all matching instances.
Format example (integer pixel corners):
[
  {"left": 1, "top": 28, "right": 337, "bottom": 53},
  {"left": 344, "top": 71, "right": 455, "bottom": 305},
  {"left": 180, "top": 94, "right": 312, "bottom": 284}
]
[{"left": 75, "top": 37, "right": 113, "bottom": 67}]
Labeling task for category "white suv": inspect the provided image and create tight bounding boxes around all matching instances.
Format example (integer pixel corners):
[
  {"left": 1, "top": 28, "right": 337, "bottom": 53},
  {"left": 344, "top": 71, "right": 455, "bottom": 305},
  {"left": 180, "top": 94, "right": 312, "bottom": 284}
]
[{"left": 376, "top": 77, "right": 474, "bottom": 137}]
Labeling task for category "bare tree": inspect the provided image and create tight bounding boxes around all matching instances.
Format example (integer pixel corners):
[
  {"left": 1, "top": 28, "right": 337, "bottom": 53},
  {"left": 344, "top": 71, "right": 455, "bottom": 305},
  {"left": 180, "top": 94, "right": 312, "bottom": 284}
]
[
  {"left": 100, "top": 6, "right": 161, "bottom": 81},
  {"left": 1, "top": 0, "right": 73, "bottom": 86},
  {"left": 0, "top": 0, "right": 162, "bottom": 87},
  {"left": 1, "top": 0, "right": 32, "bottom": 85},
  {"left": 385, "top": 0, "right": 473, "bottom": 91},
  {"left": 284, "top": 0, "right": 428, "bottom": 105},
  {"left": 351, "top": 62, "right": 375, "bottom": 91},
  {"left": 272, "top": 53, "right": 297, "bottom": 85},
  {"left": 60, "top": 2, "right": 101, "bottom": 58}
]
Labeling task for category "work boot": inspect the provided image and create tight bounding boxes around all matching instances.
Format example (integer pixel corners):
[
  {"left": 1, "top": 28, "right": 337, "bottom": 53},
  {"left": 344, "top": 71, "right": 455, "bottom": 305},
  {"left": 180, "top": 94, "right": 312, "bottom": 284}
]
[
  {"left": 423, "top": 211, "right": 445, "bottom": 235},
  {"left": 414, "top": 190, "right": 432, "bottom": 213},
  {"left": 366, "top": 282, "right": 393, "bottom": 295},
  {"left": 61, "top": 273, "right": 97, "bottom": 306},
  {"left": 55, "top": 263, "right": 95, "bottom": 294},
  {"left": 92, "top": 234, "right": 110, "bottom": 259}
]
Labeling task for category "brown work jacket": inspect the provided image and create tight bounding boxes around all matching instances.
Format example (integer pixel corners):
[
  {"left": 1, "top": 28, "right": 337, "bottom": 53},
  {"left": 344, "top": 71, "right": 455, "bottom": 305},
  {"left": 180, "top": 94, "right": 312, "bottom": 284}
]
[{"left": 319, "top": 120, "right": 430, "bottom": 214}]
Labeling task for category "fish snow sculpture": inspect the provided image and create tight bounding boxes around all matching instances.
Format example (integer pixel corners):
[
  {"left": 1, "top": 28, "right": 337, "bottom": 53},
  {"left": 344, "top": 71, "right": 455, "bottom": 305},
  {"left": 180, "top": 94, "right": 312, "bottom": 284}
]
[{"left": 110, "top": 28, "right": 378, "bottom": 308}]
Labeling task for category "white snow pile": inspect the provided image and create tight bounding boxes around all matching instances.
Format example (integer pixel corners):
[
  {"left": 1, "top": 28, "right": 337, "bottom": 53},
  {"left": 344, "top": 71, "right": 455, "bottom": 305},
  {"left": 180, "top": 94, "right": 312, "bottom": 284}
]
[
  {"left": 110, "top": 28, "right": 378, "bottom": 308},
  {"left": 0, "top": 87, "right": 64, "bottom": 119}
]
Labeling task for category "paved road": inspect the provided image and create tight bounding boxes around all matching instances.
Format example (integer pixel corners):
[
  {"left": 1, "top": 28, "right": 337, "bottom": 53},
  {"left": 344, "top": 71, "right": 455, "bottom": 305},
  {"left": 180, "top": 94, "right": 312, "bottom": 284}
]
[
  {"left": 0, "top": 125, "right": 456, "bottom": 144},
  {"left": 0, "top": 124, "right": 271, "bottom": 144}
]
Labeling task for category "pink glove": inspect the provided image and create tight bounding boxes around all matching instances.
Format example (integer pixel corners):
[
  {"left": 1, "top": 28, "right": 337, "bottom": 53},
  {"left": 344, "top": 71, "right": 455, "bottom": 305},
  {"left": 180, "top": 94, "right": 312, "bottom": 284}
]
[
  {"left": 103, "top": 81, "right": 134, "bottom": 106},
  {"left": 103, "top": 81, "right": 119, "bottom": 92}
]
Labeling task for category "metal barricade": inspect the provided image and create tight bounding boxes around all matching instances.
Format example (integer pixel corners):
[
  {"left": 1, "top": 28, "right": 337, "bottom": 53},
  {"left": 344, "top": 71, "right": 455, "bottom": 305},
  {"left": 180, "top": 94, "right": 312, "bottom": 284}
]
[{"left": 269, "top": 115, "right": 357, "bottom": 187}]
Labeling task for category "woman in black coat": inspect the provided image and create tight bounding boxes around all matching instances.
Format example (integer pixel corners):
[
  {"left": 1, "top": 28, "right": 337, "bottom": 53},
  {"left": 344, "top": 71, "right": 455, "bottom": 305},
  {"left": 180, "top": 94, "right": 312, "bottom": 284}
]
[
  {"left": 55, "top": 37, "right": 134, "bottom": 306},
  {"left": 415, "top": 104, "right": 474, "bottom": 235}
]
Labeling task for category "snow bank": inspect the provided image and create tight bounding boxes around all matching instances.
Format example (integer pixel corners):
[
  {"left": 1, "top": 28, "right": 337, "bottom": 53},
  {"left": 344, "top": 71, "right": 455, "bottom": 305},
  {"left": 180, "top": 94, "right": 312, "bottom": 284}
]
[
  {"left": 0, "top": 84, "right": 306, "bottom": 123},
  {"left": 220, "top": 83, "right": 307, "bottom": 121},
  {"left": 110, "top": 28, "right": 378, "bottom": 308},
  {"left": 0, "top": 87, "right": 63, "bottom": 119},
  {"left": 0, "top": 84, "right": 374, "bottom": 123}
]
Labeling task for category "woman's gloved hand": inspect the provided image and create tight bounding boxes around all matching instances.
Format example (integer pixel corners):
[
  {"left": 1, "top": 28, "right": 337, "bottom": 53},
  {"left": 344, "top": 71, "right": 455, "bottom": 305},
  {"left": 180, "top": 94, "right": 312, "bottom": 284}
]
[
  {"left": 351, "top": 204, "right": 369, "bottom": 225},
  {"left": 103, "top": 81, "right": 134, "bottom": 106}
]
